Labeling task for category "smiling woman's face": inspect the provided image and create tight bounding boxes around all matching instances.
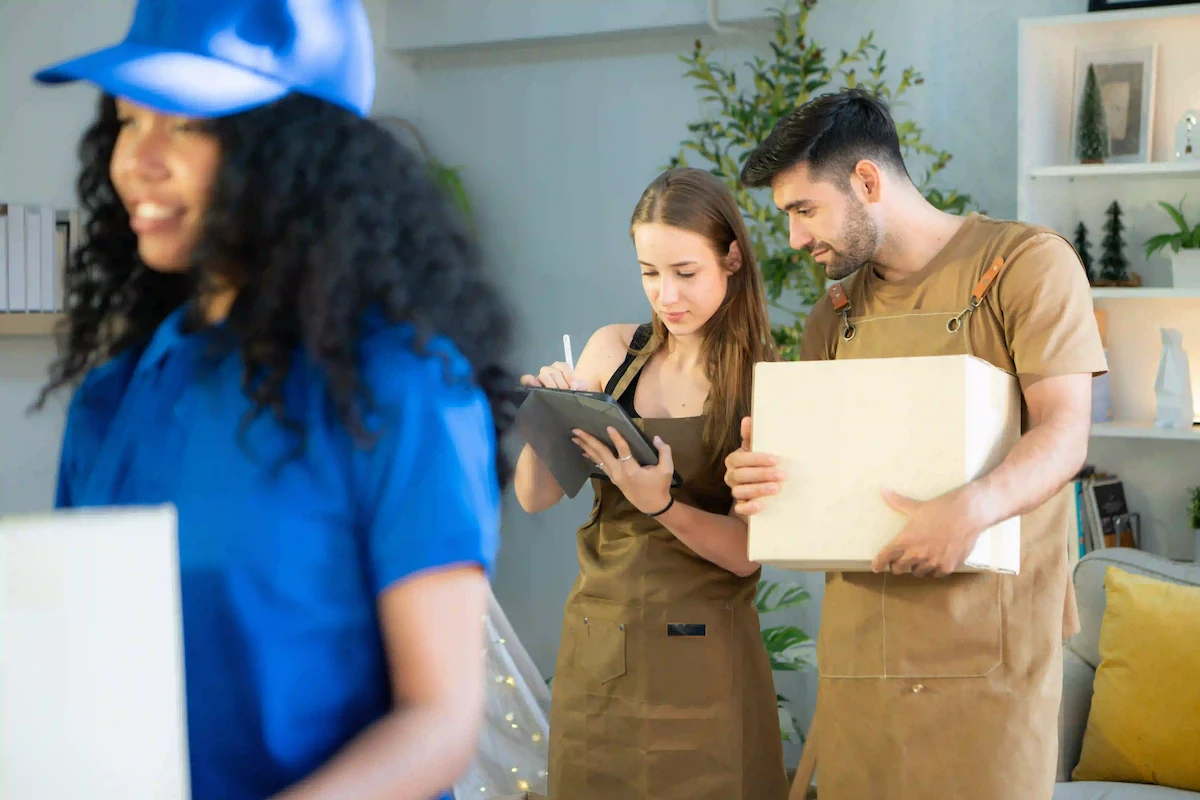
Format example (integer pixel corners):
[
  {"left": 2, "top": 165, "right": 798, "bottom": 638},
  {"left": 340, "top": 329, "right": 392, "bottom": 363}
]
[{"left": 109, "top": 97, "right": 221, "bottom": 272}]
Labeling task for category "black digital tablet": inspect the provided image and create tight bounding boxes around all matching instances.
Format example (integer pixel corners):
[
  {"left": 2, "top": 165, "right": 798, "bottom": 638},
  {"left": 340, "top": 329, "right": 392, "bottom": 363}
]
[{"left": 514, "top": 387, "right": 683, "bottom": 499}]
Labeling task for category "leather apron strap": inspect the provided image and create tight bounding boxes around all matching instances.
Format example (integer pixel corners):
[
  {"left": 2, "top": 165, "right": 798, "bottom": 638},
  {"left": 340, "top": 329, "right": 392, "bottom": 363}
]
[
  {"left": 947, "top": 254, "right": 1009, "bottom": 333},
  {"left": 609, "top": 335, "right": 654, "bottom": 402}
]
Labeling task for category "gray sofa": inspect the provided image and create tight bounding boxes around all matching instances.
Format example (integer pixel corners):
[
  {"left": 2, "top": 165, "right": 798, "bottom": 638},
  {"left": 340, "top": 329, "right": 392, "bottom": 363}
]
[{"left": 1053, "top": 548, "right": 1200, "bottom": 800}]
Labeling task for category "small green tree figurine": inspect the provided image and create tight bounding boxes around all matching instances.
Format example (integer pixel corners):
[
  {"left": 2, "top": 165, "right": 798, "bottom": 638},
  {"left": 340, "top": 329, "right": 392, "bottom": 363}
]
[
  {"left": 1100, "top": 201, "right": 1131, "bottom": 283},
  {"left": 1077, "top": 64, "right": 1110, "bottom": 164},
  {"left": 1074, "top": 221, "right": 1095, "bottom": 283}
]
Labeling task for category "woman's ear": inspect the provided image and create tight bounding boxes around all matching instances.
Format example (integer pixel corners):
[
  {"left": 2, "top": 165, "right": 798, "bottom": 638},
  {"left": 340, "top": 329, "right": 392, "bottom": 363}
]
[{"left": 726, "top": 240, "right": 744, "bottom": 273}]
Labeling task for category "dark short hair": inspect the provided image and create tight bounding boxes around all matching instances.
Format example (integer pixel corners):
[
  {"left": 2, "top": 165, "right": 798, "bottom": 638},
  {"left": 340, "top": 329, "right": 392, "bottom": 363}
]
[{"left": 740, "top": 87, "right": 909, "bottom": 189}]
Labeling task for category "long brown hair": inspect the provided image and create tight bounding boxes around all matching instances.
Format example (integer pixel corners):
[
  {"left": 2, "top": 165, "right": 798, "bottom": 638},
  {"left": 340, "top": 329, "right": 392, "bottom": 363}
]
[{"left": 629, "top": 167, "right": 778, "bottom": 468}]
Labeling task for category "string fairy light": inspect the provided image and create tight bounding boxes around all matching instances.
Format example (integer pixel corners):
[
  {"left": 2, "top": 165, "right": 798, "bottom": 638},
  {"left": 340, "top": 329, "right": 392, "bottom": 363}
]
[{"left": 462, "top": 594, "right": 551, "bottom": 798}]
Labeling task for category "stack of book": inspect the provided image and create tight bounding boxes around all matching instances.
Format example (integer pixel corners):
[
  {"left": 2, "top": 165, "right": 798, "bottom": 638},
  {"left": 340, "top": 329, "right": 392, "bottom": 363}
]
[
  {"left": 1065, "top": 467, "right": 1139, "bottom": 569},
  {"left": 0, "top": 203, "right": 79, "bottom": 314}
]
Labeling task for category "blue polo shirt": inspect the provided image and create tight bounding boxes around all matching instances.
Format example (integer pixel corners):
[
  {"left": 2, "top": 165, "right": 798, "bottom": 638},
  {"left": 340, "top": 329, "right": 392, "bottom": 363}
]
[{"left": 55, "top": 307, "right": 500, "bottom": 800}]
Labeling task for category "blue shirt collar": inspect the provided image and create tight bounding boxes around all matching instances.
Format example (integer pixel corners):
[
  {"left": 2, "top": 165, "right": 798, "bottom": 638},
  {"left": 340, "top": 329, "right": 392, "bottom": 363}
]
[{"left": 136, "top": 304, "right": 228, "bottom": 375}]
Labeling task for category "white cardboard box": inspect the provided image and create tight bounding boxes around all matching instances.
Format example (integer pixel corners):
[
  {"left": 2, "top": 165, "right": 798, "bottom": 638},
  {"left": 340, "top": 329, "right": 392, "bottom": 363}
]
[
  {"left": 0, "top": 505, "right": 190, "bottom": 800},
  {"left": 748, "top": 355, "right": 1022, "bottom": 574}
]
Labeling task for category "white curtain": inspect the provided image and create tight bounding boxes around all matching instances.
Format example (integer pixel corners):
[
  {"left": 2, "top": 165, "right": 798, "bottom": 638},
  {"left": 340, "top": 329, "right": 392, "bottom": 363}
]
[{"left": 454, "top": 588, "right": 552, "bottom": 799}]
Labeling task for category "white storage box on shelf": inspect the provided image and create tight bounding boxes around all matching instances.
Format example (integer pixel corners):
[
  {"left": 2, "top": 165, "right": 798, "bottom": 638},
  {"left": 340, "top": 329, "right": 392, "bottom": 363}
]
[{"left": 748, "top": 355, "right": 1022, "bottom": 573}]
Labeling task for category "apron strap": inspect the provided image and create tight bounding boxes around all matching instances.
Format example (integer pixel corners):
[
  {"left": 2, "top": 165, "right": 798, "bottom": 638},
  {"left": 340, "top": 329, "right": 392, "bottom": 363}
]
[
  {"left": 829, "top": 282, "right": 856, "bottom": 341},
  {"left": 970, "top": 255, "right": 1006, "bottom": 305},
  {"left": 789, "top": 712, "right": 819, "bottom": 799},
  {"left": 947, "top": 229, "right": 1040, "bottom": 333},
  {"left": 610, "top": 351, "right": 651, "bottom": 401},
  {"left": 829, "top": 282, "right": 850, "bottom": 313},
  {"left": 609, "top": 327, "right": 655, "bottom": 402}
]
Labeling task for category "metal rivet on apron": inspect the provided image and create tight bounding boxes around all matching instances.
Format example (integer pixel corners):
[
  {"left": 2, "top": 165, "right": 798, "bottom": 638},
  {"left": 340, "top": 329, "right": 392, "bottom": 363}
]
[
  {"left": 583, "top": 618, "right": 589, "bottom": 625},
  {"left": 619, "top": 624, "right": 625, "bottom": 631},
  {"left": 911, "top": 683, "right": 924, "bottom": 693},
  {"left": 842, "top": 323, "right": 856, "bottom": 341}
]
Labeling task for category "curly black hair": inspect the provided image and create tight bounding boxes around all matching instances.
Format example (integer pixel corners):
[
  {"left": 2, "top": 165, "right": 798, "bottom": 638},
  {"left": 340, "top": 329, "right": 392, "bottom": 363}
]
[{"left": 38, "top": 93, "right": 517, "bottom": 484}]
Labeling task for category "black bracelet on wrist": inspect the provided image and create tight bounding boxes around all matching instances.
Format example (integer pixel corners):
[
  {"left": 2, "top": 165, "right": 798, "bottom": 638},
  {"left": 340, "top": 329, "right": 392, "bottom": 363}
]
[{"left": 647, "top": 495, "right": 675, "bottom": 517}]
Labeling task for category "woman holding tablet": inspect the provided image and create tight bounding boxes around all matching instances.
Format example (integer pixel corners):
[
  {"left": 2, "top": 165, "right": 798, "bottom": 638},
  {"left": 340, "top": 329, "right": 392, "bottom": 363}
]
[{"left": 516, "top": 167, "right": 787, "bottom": 800}]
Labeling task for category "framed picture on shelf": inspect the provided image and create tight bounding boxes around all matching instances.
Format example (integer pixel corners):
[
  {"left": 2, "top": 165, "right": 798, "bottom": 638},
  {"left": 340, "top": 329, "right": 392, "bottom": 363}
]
[
  {"left": 1088, "top": 0, "right": 1199, "bottom": 11},
  {"left": 1071, "top": 45, "right": 1157, "bottom": 164}
]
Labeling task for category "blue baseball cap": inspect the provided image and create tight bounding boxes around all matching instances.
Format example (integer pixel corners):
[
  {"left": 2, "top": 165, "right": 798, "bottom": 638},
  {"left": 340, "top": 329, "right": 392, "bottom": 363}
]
[{"left": 33, "top": 0, "right": 375, "bottom": 118}]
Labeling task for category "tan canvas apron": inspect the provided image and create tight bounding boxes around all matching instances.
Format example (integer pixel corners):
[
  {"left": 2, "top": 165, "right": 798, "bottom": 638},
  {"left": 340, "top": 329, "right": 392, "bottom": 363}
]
[
  {"left": 790, "top": 243, "right": 1071, "bottom": 800},
  {"left": 547, "top": 345, "right": 789, "bottom": 800}
]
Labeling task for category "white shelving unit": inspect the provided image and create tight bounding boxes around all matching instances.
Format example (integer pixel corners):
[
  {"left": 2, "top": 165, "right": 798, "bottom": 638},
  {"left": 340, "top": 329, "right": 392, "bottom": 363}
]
[
  {"left": 1091, "top": 287, "right": 1200, "bottom": 299},
  {"left": 0, "top": 313, "right": 63, "bottom": 336},
  {"left": 1029, "top": 161, "right": 1200, "bottom": 179},
  {"left": 1091, "top": 421, "right": 1200, "bottom": 441},
  {"left": 1020, "top": 7, "right": 1200, "bottom": 561}
]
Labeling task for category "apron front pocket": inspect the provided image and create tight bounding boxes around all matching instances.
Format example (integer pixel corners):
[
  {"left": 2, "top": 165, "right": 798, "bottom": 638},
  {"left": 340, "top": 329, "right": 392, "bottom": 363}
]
[
  {"left": 817, "top": 573, "right": 886, "bottom": 678},
  {"left": 569, "top": 597, "right": 629, "bottom": 688},
  {"left": 882, "top": 571, "right": 1004, "bottom": 678},
  {"left": 581, "top": 617, "right": 627, "bottom": 684},
  {"left": 817, "top": 571, "right": 1005, "bottom": 679},
  {"left": 643, "top": 602, "right": 734, "bottom": 715}
]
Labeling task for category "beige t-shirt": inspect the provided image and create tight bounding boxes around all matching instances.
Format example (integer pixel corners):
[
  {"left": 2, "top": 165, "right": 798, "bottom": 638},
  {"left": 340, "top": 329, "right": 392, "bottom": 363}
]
[
  {"left": 798, "top": 213, "right": 1108, "bottom": 637},
  {"left": 800, "top": 213, "right": 1108, "bottom": 385}
]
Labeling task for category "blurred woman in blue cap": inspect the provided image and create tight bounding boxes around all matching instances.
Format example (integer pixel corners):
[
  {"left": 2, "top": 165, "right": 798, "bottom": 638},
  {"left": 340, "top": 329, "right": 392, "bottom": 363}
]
[{"left": 33, "top": 1, "right": 514, "bottom": 799}]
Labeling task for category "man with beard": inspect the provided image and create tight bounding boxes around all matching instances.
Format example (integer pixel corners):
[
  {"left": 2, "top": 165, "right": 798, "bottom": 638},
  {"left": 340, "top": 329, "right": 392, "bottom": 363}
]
[{"left": 724, "top": 88, "right": 1106, "bottom": 800}]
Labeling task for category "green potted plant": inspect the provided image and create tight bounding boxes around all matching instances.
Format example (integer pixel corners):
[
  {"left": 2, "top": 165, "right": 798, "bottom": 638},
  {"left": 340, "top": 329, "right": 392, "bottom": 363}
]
[
  {"left": 1188, "top": 486, "right": 1200, "bottom": 563},
  {"left": 1143, "top": 196, "right": 1200, "bottom": 289},
  {"left": 755, "top": 579, "right": 815, "bottom": 743},
  {"left": 670, "top": 0, "right": 975, "bottom": 358}
]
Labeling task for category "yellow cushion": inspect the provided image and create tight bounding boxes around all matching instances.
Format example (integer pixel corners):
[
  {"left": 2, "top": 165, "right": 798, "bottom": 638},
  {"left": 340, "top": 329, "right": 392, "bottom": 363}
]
[{"left": 1072, "top": 565, "right": 1200, "bottom": 790}]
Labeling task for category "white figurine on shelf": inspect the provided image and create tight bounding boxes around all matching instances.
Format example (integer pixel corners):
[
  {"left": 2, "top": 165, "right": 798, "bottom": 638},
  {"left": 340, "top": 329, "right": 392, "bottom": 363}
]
[
  {"left": 1175, "top": 110, "right": 1200, "bottom": 161},
  {"left": 1153, "top": 328, "right": 1195, "bottom": 429}
]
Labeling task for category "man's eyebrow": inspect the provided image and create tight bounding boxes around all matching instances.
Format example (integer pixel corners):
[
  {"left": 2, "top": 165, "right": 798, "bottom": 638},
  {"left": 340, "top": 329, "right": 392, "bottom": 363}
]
[{"left": 782, "top": 199, "right": 813, "bottom": 213}]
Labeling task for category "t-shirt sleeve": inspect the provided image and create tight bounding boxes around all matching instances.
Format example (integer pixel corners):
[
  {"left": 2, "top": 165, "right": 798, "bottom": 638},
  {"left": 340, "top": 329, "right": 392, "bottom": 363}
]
[
  {"left": 798, "top": 293, "right": 837, "bottom": 362},
  {"left": 353, "top": 335, "right": 501, "bottom": 595},
  {"left": 995, "top": 233, "right": 1108, "bottom": 384}
]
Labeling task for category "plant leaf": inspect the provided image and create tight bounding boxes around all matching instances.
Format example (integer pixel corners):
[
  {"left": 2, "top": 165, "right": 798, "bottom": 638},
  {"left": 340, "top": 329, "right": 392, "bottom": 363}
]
[
  {"left": 1159, "top": 199, "right": 1191, "bottom": 235},
  {"left": 1143, "top": 232, "right": 1178, "bottom": 259}
]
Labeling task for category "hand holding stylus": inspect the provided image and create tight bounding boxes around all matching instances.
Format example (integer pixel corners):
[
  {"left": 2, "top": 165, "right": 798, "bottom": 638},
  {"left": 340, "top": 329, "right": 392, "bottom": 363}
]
[{"left": 519, "top": 333, "right": 586, "bottom": 390}]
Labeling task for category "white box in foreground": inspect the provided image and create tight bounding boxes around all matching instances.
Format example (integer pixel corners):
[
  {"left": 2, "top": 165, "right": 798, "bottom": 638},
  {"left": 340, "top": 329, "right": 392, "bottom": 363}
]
[
  {"left": 0, "top": 504, "right": 189, "bottom": 800},
  {"left": 748, "top": 355, "right": 1021, "bottom": 573}
]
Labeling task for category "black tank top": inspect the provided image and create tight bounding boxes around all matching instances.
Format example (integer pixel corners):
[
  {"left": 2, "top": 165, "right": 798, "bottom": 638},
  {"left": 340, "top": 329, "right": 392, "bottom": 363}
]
[{"left": 603, "top": 324, "right": 653, "bottom": 419}]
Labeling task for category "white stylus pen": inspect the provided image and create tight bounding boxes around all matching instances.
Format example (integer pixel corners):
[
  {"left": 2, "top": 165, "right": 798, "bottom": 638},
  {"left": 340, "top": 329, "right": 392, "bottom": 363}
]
[{"left": 563, "top": 333, "right": 575, "bottom": 374}]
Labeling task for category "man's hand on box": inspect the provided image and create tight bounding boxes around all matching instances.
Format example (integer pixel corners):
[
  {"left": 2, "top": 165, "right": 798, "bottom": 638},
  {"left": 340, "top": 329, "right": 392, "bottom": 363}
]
[
  {"left": 724, "top": 416, "right": 786, "bottom": 517},
  {"left": 871, "top": 486, "right": 987, "bottom": 578}
]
